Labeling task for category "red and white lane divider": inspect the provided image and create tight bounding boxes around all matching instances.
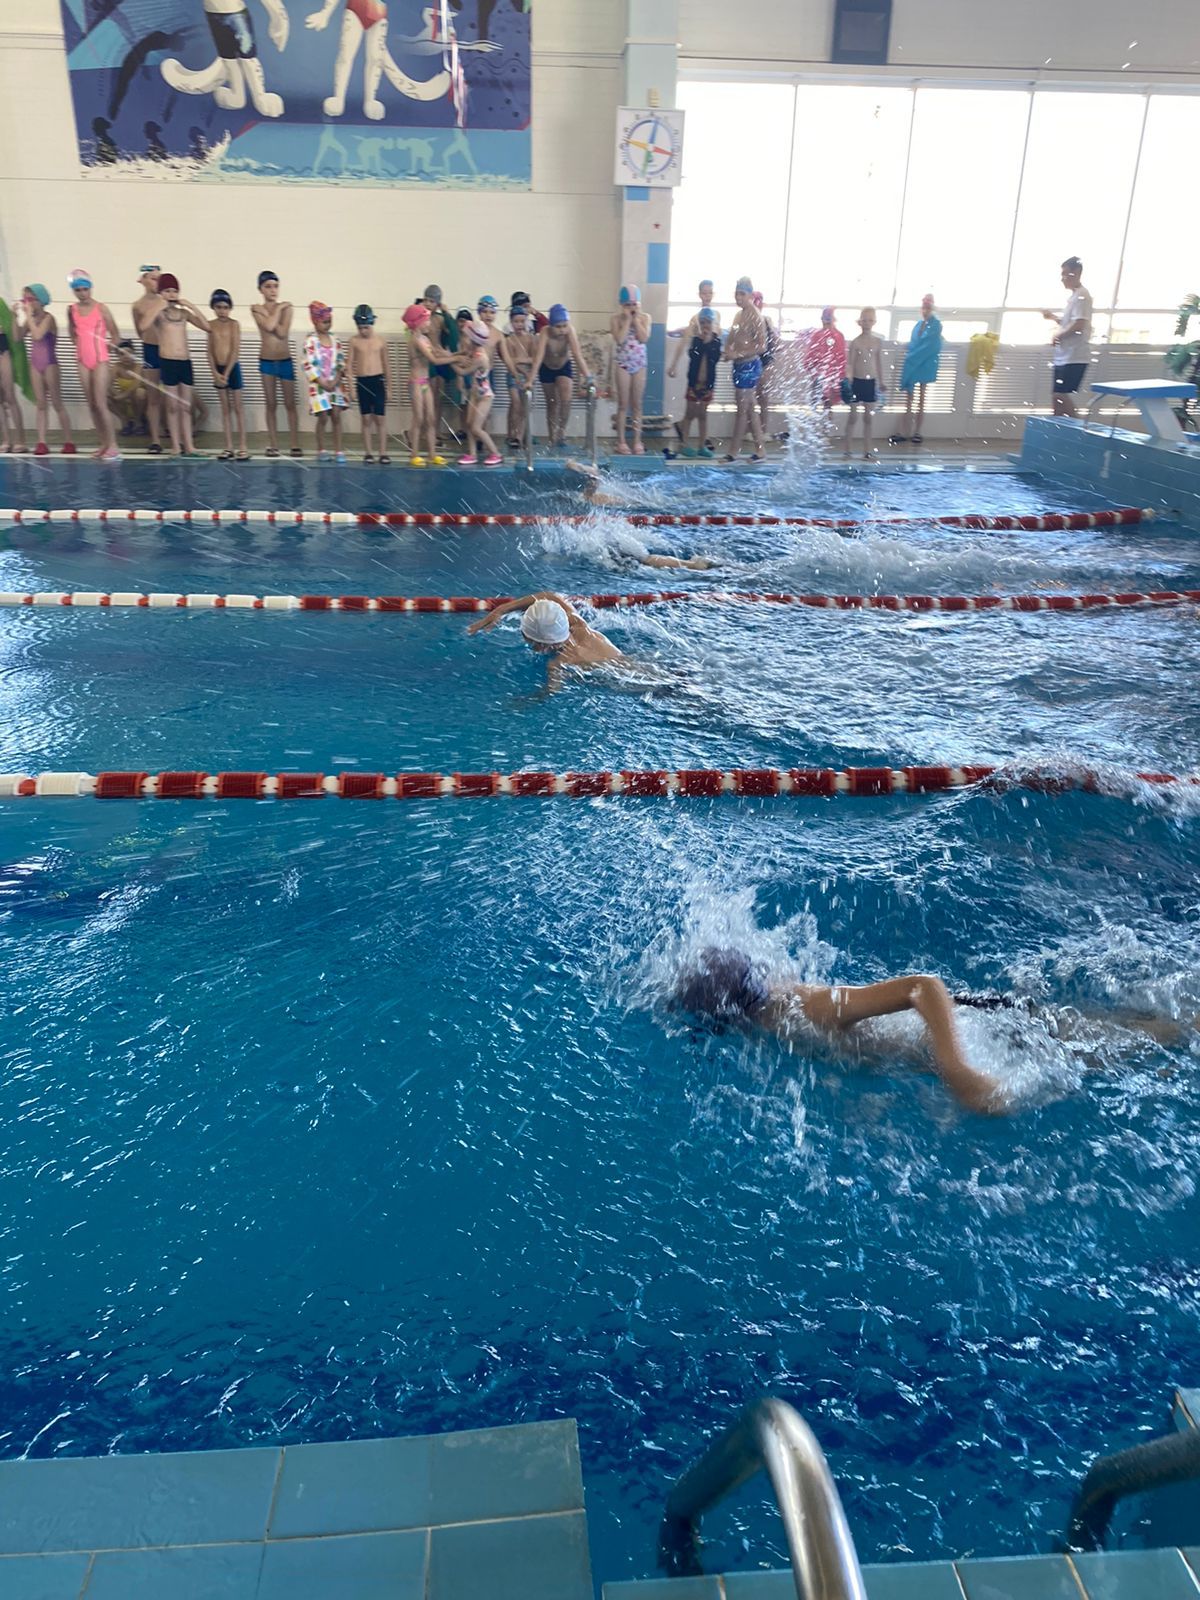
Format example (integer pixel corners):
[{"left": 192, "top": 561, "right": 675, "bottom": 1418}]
[
  {"left": 1, "top": 765, "right": 1196, "bottom": 801},
  {"left": 1, "top": 587, "right": 1196, "bottom": 615},
  {"left": 0, "top": 506, "right": 1158, "bottom": 532}
]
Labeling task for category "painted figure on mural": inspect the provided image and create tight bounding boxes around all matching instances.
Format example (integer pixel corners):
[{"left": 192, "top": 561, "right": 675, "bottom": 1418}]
[
  {"left": 305, "top": 0, "right": 452, "bottom": 121},
  {"left": 161, "top": 0, "right": 290, "bottom": 117}
]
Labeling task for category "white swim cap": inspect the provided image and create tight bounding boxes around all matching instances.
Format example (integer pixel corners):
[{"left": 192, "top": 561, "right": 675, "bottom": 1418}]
[{"left": 521, "top": 599, "right": 570, "bottom": 646}]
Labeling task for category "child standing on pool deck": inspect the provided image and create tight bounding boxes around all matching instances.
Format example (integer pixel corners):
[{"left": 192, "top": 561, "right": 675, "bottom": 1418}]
[
  {"left": 610, "top": 284, "right": 651, "bottom": 455},
  {"left": 452, "top": 320, "right": 503, "bottom": 466},
  {"left": 403, "top": 302, "right": 444, "bottom": 467},
  {"left": 303, "top": 302, "right": 348, "bottom": 462},
  {"left": 251, "top": 270, "right": 302, "bottom": 457},
  {"left": 145, "top": 272, "right": 209, "bottom": 457},
  {"left": 720, "top": 276, "right": 766, "bottom": 463},
  {"left": 17, "top": 286, "right": 74, "bottom": 454},
  {"left": 668, "top": 307, "right": 721, "bottom": 457},
  {"left": 66, "top": 269, "right": 121, "bottom": 460},
  {"left": 347, "top": 304, "right": 389, "bottom": 463},
  {"left": 206, "top": 290, "right": 248, "bottom": 460},
  {"left": 501, "top": 303, "right": 536, "bottom": 449},
  {"left": 843, "top": 308, "right": 886, "bottom": 461},
  {"left": 527, "top": 304, "right": 589, "bottom": 447}
]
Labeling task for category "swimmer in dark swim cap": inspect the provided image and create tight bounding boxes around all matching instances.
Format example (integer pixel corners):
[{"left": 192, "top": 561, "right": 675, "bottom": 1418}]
[
  {"left": 563, "top": 459, "right": 719, "bottom": 570},
  {"left": 673, "top": 947, "right": 1003, "bottom": 1114}
]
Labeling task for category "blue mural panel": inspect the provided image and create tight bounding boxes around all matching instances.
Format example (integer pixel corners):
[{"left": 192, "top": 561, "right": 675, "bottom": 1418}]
[{"left": 58, "top": 1, "right": 532, "bottom": 187}]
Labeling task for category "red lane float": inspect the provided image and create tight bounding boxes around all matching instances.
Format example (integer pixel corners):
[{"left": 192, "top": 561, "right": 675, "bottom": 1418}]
[
  {"left": 2, "top": 766, "right": 1196, "bottom": 801},
  {"left": 1, "top": 588, "right": 1195, "bottom": 615},
  {"left": 0, "top": 506, "right": 1158, "bottom": 532}
]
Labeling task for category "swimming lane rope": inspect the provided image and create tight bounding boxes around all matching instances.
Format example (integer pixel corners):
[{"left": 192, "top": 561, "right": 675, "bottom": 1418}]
[
  {"left": 1, "top": 587, "right": 1195, "bottom": 615},
  {"left": 1, "top": 766, "right": 1196, "bottom": 801},
  {"left": 0, "top": 507, "right": 1158, "bottom": 531}
]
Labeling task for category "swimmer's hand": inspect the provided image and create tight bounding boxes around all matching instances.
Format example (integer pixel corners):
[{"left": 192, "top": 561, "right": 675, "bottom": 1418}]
[{"left": 306, "top": 3, "right": 335, "bottom": 29}]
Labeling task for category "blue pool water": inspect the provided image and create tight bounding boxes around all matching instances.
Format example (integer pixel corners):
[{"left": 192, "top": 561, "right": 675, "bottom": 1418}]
[{"left": 0, "top": 465, "right": 1198, "bottom": 1584}]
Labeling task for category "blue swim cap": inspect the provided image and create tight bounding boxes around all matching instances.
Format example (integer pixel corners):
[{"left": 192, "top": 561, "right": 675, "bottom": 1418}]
[
  {"left": 698, "top": 307, "right": 716, "bottom": 324},
  {"left": 673, "top": 948, "right": 769, "bottom": 1023},
  {"left": 477, "top": 294, "right": 498, "bottom": 310},
  {"left": 548, "top": 303, "right": 568, "bottom": 325}
]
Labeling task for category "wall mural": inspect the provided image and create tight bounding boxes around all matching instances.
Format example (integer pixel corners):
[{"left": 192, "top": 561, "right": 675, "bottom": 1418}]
[{"left": 58, "top": 0, "right": 532, "bottom": 187}]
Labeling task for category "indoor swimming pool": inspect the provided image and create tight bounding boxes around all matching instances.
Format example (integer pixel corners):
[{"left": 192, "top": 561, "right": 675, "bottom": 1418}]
[{"left": 0, "top": 464, "right": 1197, "bottom": 1583}]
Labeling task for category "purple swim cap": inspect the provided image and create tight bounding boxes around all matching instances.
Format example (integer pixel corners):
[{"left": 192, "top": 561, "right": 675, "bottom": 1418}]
[
  {"left": 548, "top": 303, "right": 568, "bottom": 325},
  {"left": 673, "top": 948, "right": 769, "bottom": 1023}
]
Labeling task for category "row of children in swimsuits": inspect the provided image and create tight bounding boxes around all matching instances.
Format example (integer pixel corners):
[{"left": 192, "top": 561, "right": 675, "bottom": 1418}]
[{"left": 0, "top": 269, "right": 657, "bottom": 466}]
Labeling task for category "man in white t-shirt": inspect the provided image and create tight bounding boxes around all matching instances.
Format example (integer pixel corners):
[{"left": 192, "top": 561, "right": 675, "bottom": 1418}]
[{"left": 1041, "top": 255, "right": 1093, "bottom": 418}]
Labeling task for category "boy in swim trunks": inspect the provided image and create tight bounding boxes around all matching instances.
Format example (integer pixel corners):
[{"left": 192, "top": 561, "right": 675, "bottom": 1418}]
[
  {"left": 347, "top": 303, "right": 388, "bottom": 462},
  {"left": 527, "top": 304, "right": 589, "bottom": 447},
  {"left": 843, "top": 307, "right": 885, "bottom": 461},
  {"left": 144, "top": 272, "right": 209, "bottom": 456},
  {"left": 206, "top": 289, "right": 248, "bottom": 460},
  {"left": 251, "top": 270, "right": 301, "bottom": 455},
  {"left": 720, "top": 276, "right": 766, "bottom": 463},
  {"left": 502, "top": 303, "right": 536, "bottom": 449},
  {"left": 131, "top": 265, "right": 166, "bottom": 453}
]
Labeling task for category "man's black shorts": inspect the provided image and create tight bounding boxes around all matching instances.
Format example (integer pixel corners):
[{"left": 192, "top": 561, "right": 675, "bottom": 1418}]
[{"left": 1052, "top": 362, "right": 1088, "bottom": 395}]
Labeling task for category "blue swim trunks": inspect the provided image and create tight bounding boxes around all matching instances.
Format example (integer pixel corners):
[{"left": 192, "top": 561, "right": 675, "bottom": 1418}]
[
  {"left": 142, "top": 341, "right": 160, "bottom": 371},
  {"left": 732, "top": 357, "right": 762, "bottom": 390},
  {"left": 217, "top": 361, "right": 244, "bottom": 392},
  {"left": 259, "top": 356, "right": 295, "bottom": 382}
]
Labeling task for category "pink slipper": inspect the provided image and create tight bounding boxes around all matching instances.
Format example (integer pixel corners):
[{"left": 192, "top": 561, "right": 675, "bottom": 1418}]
[
  {"left": 61, "top": 442, "right": 77, "bottom": 454},
  {"left": 458, "top": 454, "right": 478, "bottom": 466},
  {"left": 615, "top": 441, "right": 631, "bottom": 455},
  {"left": 483, "top": 453, "right": 503, "bottom": 467}
]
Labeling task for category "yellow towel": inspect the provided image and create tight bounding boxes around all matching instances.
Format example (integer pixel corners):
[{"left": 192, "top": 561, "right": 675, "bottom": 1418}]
[{"left": 967, "top": 331, "right": 999, "bottom": 380}]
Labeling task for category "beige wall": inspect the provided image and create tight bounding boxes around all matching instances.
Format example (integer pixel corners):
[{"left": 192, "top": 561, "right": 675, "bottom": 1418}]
[
  {"left": 679, "top": 0, "right": 1198, "bottom": 80},
  {"left": 0, "top": 0, "right": 624, "bottom": 336}
]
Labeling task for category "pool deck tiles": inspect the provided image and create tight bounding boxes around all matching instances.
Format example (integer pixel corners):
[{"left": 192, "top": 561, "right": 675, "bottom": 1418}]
[{"left": 0, "top": 1418, "right": 592, "bottom": 1600}]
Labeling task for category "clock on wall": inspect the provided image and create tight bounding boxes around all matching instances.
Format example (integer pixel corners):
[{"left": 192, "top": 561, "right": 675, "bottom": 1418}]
[{"left": 614, "top": 107, "right": 685, "bottom": 187}]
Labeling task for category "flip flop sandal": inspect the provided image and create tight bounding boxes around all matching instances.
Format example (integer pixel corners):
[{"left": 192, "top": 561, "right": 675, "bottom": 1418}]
[
  {"left": 265, "top": 447, "right": 280, "bottom": 458},
  {"left": 289, "top": 447, "right": 303, "bottom": 457},
  {"left": 236, "top": 451, "right": 250, "bottom": 461},
  {"left": 217, "top": 450, "right": 234, "bottom": 460}
]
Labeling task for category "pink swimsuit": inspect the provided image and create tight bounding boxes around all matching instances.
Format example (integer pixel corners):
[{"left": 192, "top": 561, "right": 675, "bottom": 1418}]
[{"left": 70, "top": 303, "right": 108, "bottom": 370}]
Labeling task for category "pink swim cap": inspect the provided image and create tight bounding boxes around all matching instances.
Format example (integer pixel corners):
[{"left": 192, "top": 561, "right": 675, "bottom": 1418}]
[
  {"left": 403, "top": 303, "right": 431, "bottom": 330},
  {"left": 465, "top": 319, "right": 490, "bottom": 346}
]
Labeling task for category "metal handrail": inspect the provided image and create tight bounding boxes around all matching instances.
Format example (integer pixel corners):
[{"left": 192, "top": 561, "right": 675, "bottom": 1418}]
[
  {"left": 522, "top": 386, "right": 534, "bottom": 472},
  {"left": 658, "top": 1399, "right": 867, "bottom": 1600},
  {"left": 584, "top": 376, "right": 598, "bottom": 466}
]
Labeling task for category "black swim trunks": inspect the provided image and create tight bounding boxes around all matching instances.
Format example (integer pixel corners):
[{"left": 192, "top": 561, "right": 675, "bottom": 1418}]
[
  {"left": 356, "top": 373, "right": 387, "bottom": 415},
  {"left": 160, "top": 357, "right": 195, "bottom": 388},
  {"left": 1052, "top": 362, "right": 1088, "bottom": 395},
  {"left": 851, "top": 377, "right": 877, "bottom": 405}
]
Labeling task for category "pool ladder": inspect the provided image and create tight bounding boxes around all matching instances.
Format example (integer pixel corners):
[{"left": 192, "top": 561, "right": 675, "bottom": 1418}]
[
  {"left": 520, "top": 378, "right": 598, "bottom": 471},
  {"left": 659, "top": 1398, "right": 867, "bottom": 1600}
]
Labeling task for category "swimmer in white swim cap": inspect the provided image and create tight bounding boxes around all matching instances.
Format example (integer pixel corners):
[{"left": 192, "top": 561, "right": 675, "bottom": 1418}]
[
  {"left": 564, "top": 459, "right": 719, "bottom": 570},
  {"left": 468, "top": 588, "right": 631, "bottom": 690}
]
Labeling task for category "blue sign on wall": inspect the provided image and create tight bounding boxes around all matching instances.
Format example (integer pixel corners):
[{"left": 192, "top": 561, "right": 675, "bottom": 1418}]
[{"left": 58, "top": 1, "right": 532, "bottom": 187}]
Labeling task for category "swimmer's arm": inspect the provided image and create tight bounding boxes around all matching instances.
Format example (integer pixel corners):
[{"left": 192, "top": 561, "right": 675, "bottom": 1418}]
[
  {"left": 792, "top": 975, "right": 1004, "bottom": 1114},
  {"left": 276, "top": 303, "right": 294, "bottom": 338},
  {"left": 250, "top": 303, "right": 271, "bottom": 333},
  {"left": 180, "top": 300, "right": 210, "bottom": 334},
  {"left": 500, "top": 337, "right": 519, "bottom": 379},
  {"left": 206, "top": 323, "right": 221, "bottom": 384},
  {"left": 100, "top": 304, "right": 121, "bottom": 347},
  {"left": 631, "top": 309, "right": 651, "bottom": 342},
  {"left": 466, "top": 594, "right": 535, "bottom": 633}
]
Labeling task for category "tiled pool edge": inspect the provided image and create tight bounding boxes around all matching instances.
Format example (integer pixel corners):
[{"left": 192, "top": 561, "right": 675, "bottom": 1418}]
[
  {"left": 1020, "top": 416, "right": 1200, "bottom": 515},
  {"left": 0, "top": 1418, "right": 592, "bottom": 1600}
]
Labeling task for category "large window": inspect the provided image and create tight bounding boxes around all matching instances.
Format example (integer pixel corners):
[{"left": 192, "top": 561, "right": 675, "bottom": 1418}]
[{"left": 671, "top": 80, "right": 1196, "bottom": 344}]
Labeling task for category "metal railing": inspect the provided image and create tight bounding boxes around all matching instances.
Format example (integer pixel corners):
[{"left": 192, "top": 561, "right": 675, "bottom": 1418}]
[
  {"left": 522, "top": 386, "right": 534, "bottom": 472},
  {"left": 658, "top": 1399, "right": 867, "bottom": 1600},
  {"left": 583, "top": 375, "right": 598, "bottom": 466}
]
